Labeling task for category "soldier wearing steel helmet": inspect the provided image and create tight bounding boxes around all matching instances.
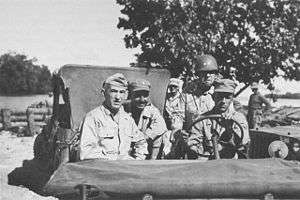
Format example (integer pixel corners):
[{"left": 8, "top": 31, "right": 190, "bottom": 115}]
[
  {"left": 182, "top": 54, "right": 220, "bottom": 130},
  {"left": 166, "top": 54, "right": 220, "bottom": 159}
]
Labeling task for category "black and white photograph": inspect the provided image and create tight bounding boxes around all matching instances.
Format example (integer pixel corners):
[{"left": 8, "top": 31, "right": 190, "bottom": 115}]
[{"left": 1, "top": 0, "right": 300, "bottom": 199}]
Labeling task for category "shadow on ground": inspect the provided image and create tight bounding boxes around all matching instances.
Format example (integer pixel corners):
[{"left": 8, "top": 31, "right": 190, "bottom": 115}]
[{"left": 8, "top": 158, "right": 53, "bottom": 195}]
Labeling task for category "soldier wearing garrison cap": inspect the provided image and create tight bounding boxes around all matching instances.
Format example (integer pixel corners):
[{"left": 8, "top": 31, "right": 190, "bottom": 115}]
[
  {"left": 185, "top": 79, "right": 250, "bottom": 159},
  {"left": 126, "top": 78, "right": 168, "bottom": 159},
  {"left": 79, "top": 73, "right": 148, "bottom": 160}
]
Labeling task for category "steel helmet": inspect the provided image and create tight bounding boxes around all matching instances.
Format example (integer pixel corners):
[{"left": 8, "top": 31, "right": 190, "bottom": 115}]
[{"left": 195, "top": 54, "right": 218, "bottom": 72}]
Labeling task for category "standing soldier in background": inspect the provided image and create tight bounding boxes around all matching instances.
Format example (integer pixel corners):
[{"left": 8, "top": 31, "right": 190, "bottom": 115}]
[
  {"left": 127, "top": 79, "right": 168, "bottom": 159},
  {"left": 248, "top": 82, "right": 271, "bottom": 129}
]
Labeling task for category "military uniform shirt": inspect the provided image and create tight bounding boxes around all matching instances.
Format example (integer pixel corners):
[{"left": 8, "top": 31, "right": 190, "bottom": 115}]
[
  {"left": 137, "top": 104, "right": 167, "bottom": 144},
  {"left": 191, "top": 103, "right": 250, "bottom": 145},
  {"left": 183, "top": 92, "right": 215, "bottom": 130},
  {"left": 79, "top": 105, "right": 148, "bottom": 160}
]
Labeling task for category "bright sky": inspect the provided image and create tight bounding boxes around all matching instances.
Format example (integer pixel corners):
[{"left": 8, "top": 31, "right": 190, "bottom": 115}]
[
  {"left": 0, "top": 0, "right": 299, "bottom": 94},
  {"left": 0, "top": 0, "right": 139, "bottom": 71}
]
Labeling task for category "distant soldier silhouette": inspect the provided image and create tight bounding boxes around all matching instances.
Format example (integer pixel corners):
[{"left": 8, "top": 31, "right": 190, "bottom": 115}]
[{"left": 247, "top": 82, "right": 271, "bottom": 129}]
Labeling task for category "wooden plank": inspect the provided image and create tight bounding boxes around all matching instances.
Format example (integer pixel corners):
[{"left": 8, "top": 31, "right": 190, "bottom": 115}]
[
  {"left": 10, "top": 107, "right": 52, "bottom": 115},
  {"left": 10, "top": 121, "right": 46, "bottom": 127},
  {"left": 10, "top": 114, "right": 51, "bottom": 122}
]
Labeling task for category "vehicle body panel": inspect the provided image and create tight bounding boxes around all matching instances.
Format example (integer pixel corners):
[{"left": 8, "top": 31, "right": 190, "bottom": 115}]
[
  {"left": 44, "top": 158, "right": 300, "bottom": 199},
  {"left": 249, "top": 126, "right": 300, "bottom": 159}
]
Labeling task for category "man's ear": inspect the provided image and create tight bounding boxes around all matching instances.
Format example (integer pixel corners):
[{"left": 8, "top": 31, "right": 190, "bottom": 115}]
[
  {"left": 124, "top": 90, "right": 128, "bottom": 100},
  {"left": 100, "top": 88, "right": 105, "bottom": 95}
]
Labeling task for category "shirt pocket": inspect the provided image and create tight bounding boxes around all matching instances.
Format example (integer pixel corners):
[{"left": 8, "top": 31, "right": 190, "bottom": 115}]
[
  {"left": 98, "top": 126, "right": 115, "bottom": 139},
  {"left": 98, "top": 127, "right": 118, "bottom": 152}
]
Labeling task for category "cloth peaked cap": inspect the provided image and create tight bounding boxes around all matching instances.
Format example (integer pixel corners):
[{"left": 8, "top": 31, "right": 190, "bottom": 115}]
[
  {"left": 214, "top": 79, "right": 236, "bottom": 94},
  {"left": 130, "top": 79, "right": 151, "bottom": 92},
  {"left": 103, "top": 73, "right": 128, "bottom": 89},
  {"left": 169, "top": 78, "right": 182, "bottom": 87}
]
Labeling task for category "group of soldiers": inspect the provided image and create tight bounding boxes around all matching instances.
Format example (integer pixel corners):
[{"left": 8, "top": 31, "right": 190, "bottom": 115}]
[{"left": 79, "top": 54, "right": 270, "bottom": 161}]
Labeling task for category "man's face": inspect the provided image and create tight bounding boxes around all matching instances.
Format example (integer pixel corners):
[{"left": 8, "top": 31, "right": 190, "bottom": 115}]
[
  {"left": 213, "top": 92, "right": 234, "bottom": 113},
  {"left": 168, "top": 85, "right": 179, "bottom": 97},
  {"left": 196, "top": 71, "right": 217, "bottom": 87},
  {"left": 131, "top": 90, "right": 150, "bottom": 110},
  {"left": 103, "top": 85, "right": 127, "bottom": 112}
]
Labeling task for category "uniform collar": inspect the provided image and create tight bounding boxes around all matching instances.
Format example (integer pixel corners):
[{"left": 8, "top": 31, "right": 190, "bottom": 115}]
[{"left": 101, "top": 103, "right": 125, "bottom": 117}]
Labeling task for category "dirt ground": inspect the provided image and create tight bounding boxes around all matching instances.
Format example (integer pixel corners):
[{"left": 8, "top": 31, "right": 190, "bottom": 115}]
[{"left": 0, "top": 130, "right": 57, "bottom": 200}]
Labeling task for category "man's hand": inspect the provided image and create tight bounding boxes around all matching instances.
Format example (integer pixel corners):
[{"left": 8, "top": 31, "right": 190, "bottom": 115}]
[
  {"left": 180, "top": 130, "right": 190, "bottom": 140},
  {"left": 186, "top": 134, "right": 202, "bottom": 147}
]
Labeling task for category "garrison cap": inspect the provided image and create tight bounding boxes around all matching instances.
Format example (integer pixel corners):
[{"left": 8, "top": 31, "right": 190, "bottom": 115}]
[
  {"left": 169, "top": 78, "right": 183, "bottom": 87},
  {"left": 214, "top": 79, "right": 236, "bottom": 94},
  {"left": 103, "top": 73, "right": 128, "bottom": 89},
  {"left": 130, "top": 79, "right": 151, "bottom": 92}
]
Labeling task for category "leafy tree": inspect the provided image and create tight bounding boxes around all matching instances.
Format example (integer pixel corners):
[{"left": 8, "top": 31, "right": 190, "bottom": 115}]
[
  {"left": 117, "top": 0, "right": 300, "bottom": 95},
  {"left": 0, "top": 52, "right": 52, "bottom": 95}
]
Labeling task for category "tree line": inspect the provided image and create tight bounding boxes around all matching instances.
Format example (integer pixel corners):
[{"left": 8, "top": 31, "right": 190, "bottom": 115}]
[
  {"left": 265, "top": 92, "right": 300, "bottom": 99},
  {"left": 0, "top": 53, "right": 52, "bottom": 95}
]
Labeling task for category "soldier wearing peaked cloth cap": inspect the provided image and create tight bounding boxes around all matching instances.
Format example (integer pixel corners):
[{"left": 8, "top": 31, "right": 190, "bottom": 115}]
[
  {"left": 127, "top": 78, "right": 168, "bottom": 160},
  {"left": 214, "top": 79, "right": 237, "bottom": 94},
  {"left": 185, "top": 78, "right": 250, "bottom": 159},
  {"left": 103, "top": 73, "right": 128, "bottom": 89},
  {"left": 129, "top": 79, "right": 151, "bottom": 92}
]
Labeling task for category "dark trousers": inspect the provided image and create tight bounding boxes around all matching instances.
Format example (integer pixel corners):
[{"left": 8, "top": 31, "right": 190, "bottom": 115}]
[{"left": 248, "top": 109, "right": 262, "bottom": 129}]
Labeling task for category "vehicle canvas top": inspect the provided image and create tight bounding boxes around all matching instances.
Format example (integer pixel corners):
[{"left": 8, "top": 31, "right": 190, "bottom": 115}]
[
  {"left": 58, "top": 65, "right": 170, "bottom": 129},
  {"left": 44, "top": 158, "right": 300, "bottom": 199}
]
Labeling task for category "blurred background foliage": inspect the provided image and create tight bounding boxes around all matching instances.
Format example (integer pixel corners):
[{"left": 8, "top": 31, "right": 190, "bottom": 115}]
[
  {"left": 0, "top": 52, "right": 52, "bottom": 95},
  {"left": 117, "top": 0, "right": 300, "bottom": 85}
]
